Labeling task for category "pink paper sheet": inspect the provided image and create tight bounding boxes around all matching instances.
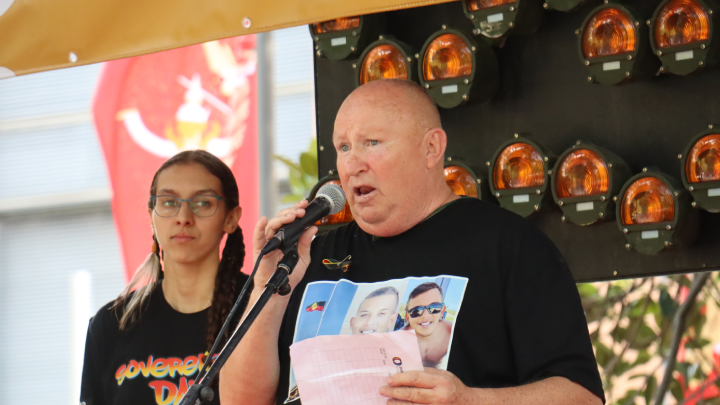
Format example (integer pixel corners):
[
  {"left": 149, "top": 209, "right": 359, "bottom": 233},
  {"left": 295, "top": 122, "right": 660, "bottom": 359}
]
[{"left": 289, "top": 330, "right": 424, "bottom": 405}]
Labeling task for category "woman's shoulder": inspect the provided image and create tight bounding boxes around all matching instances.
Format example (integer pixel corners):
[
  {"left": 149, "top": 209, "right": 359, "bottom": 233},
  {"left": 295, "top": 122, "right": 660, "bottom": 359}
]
[{"left": 87, "top": 299, "right": 122, "bottom": 338}]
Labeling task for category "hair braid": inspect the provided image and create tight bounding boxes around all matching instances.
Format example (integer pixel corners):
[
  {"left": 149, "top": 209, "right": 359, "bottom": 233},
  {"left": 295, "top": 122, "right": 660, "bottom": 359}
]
[{"left": 206, "top": 227, "right": 246, "bottom": 350}]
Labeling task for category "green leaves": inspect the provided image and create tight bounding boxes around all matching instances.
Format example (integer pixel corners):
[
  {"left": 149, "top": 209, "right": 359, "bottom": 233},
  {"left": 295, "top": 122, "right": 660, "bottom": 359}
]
[{"left": 275, "top": 138, "right": 319, "bottom": 203}]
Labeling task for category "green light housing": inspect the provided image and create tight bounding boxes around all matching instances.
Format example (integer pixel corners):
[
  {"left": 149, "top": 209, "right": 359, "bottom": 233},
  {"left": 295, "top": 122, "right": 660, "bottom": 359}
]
[
  {"left": 418, "top": 27, "right": 498, "bottom": 109},
  {"left": 650, "top": 0, "right": 720, "bottom": 76},
  {"left": 488, "top": 134, "right": 556, "bottom": 217},
  {"left": 310, "top": 15, "right": 384, "bottom": 61},
  {"left": 543, "top": 0, "right": 586, "bottom": 12},
  {"left": 578, "top": 3, "right": 659, "bottom": 85},
  {"left": 462, "top": 0, "right": 543, "bottom": 40},
  {"left": 679, "top": 125, "right": 720, "bottom": 212},
  {"left": 551, "top": 142, "right": 631, "bottom": 226},
  {"left": 615, "top": 169, "right": 698, "bottom": 255}
]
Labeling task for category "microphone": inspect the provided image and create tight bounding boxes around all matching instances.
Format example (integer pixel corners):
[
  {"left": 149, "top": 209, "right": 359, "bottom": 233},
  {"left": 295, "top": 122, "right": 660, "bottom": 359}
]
[{"left": 260, "top": 183, "right": 346, "bottom": 254}]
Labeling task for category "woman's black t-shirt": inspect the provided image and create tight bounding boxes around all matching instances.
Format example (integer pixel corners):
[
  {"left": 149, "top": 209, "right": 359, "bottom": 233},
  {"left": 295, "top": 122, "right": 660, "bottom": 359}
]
[{"left": 81, "top": 282, "right": 232, "bottom": 405}]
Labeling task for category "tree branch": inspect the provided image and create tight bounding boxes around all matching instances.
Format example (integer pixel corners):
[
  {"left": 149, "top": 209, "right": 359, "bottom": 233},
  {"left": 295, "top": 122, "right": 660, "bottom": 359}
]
[{"left": 652, "top": 272, "right": 712, "bottom": 405}]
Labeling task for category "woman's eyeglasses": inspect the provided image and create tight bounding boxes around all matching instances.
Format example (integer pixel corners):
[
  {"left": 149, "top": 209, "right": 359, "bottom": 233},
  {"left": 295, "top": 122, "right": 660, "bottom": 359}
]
[
  {"left": 406, "top": 302, "right": 444, "bottom": 318},
  {"left": 150, "top": 195, "right": 223, "bottom": 218}
]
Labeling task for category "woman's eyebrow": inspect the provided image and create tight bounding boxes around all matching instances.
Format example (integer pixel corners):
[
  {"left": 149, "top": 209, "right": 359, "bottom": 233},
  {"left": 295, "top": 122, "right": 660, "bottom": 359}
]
[
  {"left": 156, "top": 188, "right": 220, "bottom": 196},
  {"left": 194, "top": 189, "right": 220, "bottom": 196}
]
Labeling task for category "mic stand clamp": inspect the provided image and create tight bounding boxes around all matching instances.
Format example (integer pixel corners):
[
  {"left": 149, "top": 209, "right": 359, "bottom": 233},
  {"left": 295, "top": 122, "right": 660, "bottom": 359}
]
[{"left": 177, "top": 249, "right": 300, "bottom": 405}]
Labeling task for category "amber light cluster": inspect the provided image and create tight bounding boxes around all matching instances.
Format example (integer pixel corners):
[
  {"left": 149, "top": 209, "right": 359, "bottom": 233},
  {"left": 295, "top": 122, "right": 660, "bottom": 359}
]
[
  {"left": 358, "top": 42, "right": 410, "bottom": 85},
  {"left": 312, "top": 180, "right": 354, "bottom": 226},
  {"left": 620, "top": 177, "right": 676, "bottom": 225},
  {"left": 680, "top": 127, "right": 720, "bottom": 212},
  {"left": 654, "top": 0, "right": 710, "bottom": 48},
  {"left": 650, "top": 0, "right": 716, "bottom": 75},
  {"left": 312, "top": 17, "right": 360, "bottom": 34},
  {"left": 582, "top": 8, "right": 637, "bottom": 58},
  {"left": 444, "top": 165, "right": 479, "bottom": 198},
  {"left": 488, "top": 135, "right": 553, "bottom": 218}
]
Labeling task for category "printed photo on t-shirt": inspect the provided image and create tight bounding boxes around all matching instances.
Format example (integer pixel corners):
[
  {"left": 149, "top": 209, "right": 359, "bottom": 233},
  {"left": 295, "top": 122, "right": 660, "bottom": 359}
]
[{"left": 285, "top": 275, "right": 468, "bottom": 403}]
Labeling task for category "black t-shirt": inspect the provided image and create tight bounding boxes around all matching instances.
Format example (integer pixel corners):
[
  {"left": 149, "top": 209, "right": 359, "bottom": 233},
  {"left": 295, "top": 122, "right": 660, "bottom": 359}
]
[
  {"left": 81, "top": 283, "right": 232, "bottom": 405},
  {"left": 276, "top": 198, "right": 604, "bottom": 404}
]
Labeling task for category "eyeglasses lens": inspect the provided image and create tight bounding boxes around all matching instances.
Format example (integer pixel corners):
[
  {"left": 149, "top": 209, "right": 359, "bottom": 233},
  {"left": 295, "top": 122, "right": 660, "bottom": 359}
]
[{"left": 153, "top": 196, "right": 220, "bottom": 217}]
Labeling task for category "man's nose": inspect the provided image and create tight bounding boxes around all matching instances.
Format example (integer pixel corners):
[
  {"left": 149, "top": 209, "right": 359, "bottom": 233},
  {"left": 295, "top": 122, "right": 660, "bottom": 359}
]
[{"left": 345, "top": 150, "right": 368, "bottom": 176}]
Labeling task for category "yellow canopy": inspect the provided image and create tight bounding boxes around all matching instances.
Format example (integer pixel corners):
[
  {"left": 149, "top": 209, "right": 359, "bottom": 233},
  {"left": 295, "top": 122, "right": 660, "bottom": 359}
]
[{"left": 0, "top": 0, "right": 452, "bottom": 78}]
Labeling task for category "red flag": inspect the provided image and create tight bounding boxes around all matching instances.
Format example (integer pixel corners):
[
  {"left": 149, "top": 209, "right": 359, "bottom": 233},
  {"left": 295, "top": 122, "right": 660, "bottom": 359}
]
[{"left": 93, "top": 36, "right": 259, "bottom": 281}]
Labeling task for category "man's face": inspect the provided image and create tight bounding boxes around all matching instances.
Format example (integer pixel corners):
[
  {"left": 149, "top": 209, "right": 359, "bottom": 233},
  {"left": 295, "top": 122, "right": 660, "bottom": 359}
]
[
  {"left": 333, "top": 93, "right": 432, "bottom": 236},
  {"left": 405, "top": 289, "right": 446, "bottom": 338},
  {"left": 350, "top": 294, "right": 399, "bottom": 334}
]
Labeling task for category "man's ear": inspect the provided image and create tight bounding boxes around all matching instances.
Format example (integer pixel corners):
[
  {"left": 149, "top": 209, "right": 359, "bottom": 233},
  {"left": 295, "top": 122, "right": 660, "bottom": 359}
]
[
  {"left": 350, "top": 317, "right": 355, "bottom": 328},
  {"left": 424, "top": 128, "right": 448, "bottom": 170}
]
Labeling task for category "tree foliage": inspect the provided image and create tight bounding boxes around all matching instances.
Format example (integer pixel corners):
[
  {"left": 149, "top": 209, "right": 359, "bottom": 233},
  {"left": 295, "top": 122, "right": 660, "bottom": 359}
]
[{"left": 579, "top": 272, "right": 720, "bottom": 405}]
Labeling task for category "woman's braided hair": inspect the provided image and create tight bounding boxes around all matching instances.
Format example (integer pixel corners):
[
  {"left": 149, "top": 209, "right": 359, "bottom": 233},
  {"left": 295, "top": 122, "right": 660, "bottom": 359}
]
[{"left": 114, "top": 150, "right": 245, "bottom": 351}]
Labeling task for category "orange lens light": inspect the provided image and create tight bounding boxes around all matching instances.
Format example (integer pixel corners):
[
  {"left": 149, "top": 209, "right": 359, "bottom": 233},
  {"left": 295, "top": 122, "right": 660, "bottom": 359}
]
[
  {"left": 655, "top": 0, "right": 710, "bottom": 48},
  {"left": 423, "top": 34, "right": 473, "bottom": 81},
  {"left": 445, "top": 166, "right": 479, "bottom": 198},
  {"left": 556, "top": 149, "right": 609, "bottom": 198},
  {"left": 312, "top": 17, "right": 361, "bottom": 34},
  {"left": 621, "top": 177, "right": 675, "bottom": 225},
  {"left": 582, "top": 8, "right": 637, "bottom": 58},
  {"left": 686, "top": 134, "right": 720, "bottom": 183},
  {"left": 360, "top": 44, "right": 408, "bottom": 85},
  {"left": 467, "top": 0, "right": 516, "bottom": 11},
  {"left": 315, "top": 180, "right": 354, "bottom": 226},
  {"left": 493, "top": 143, "right": 545, "bottom": 189}
]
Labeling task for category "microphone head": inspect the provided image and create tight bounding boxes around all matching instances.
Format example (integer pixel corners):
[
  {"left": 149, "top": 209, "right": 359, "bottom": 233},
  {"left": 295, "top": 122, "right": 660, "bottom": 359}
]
[{"left": 315, "top": 183, "right": 346, "bottom": 215}]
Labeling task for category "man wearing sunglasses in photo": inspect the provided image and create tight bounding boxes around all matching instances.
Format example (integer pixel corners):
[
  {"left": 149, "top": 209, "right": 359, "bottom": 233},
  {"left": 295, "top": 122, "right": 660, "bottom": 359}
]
[{"left": 403, "top": 283, "right": 452, "bottom": 368}]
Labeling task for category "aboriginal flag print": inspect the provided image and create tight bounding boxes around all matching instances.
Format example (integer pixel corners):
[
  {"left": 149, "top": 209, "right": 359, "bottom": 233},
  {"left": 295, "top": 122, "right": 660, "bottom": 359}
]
[{"left": 306, "top": 301, "right": 326, "bottom": 312}]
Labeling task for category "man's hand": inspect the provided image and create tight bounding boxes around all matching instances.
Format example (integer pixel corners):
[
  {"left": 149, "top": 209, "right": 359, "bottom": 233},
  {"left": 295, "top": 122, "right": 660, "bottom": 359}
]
[
  {"left": 379, "top": 368, "right": 473, "bottom": 405},
  {"left": 252, "top": 200, "right": 317, "bottom": 292}
]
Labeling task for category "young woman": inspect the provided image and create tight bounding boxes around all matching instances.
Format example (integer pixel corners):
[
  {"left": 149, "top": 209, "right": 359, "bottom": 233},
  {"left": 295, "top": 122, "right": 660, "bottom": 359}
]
[{"left": 80, "top": 150, "right": 248, "bottom": 405}]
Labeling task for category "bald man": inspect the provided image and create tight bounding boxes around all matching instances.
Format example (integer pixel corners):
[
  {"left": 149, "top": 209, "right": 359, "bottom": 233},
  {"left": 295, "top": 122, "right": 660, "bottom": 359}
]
[{"left": 221, "top": 80, "right": 604, "bottom": 405}]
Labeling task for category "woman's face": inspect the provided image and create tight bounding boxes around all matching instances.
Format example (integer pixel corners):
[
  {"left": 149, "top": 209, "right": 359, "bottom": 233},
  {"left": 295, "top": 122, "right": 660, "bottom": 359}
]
[{"left": 150, "top": 162, "right": 240, "bottom": 267}]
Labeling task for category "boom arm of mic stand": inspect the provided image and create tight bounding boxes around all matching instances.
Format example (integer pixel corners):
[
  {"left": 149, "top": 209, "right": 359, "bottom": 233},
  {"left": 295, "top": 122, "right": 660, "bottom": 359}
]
[{"left": 177, "top": 249, "right": 301, "bottom": 405}]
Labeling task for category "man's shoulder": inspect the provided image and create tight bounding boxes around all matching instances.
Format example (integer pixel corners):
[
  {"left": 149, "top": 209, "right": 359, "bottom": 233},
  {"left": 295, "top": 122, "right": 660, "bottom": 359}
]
[{"left": 431, "top": 197, "right": 541, "bottom": 238}]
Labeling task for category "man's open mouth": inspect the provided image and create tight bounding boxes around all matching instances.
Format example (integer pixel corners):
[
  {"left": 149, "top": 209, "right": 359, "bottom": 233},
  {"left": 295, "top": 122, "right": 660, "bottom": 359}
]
[
  {"left": 361, "top": 329, "right": 376, "bottom": 334},
  {"left": 354, "top": 186, "right": 376, "bottom": 197}
]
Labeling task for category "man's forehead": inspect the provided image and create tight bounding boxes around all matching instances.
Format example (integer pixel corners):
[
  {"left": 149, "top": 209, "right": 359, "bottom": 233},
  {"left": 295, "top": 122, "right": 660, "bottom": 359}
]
[{"left": 409, "top": 288, "right": 443, "bottom": 303}]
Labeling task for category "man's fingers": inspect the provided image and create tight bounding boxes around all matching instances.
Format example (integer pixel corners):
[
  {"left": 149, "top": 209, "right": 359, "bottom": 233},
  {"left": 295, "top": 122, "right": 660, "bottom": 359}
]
[
  {"left": 386, "top": 371, "right": 438, "bottom": 389},
  {"left": 253, "top": 216, "right": 269, "bottom": 251},
  {"left": 297, "top": 226, "right": 317, "bottom": 259},
  {"left": 379, "top": 386, "right": 430, "bottom": 404}
]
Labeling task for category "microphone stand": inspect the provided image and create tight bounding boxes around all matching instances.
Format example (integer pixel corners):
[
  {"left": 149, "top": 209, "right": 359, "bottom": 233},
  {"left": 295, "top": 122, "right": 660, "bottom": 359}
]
[{"left": 178, "top": 249, "right": 300, "bottom": 405}]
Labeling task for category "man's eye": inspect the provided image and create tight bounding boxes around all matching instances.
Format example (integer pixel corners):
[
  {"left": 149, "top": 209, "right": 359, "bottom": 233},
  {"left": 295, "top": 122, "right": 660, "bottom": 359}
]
[
  {"left": 341, "top": 145, "right": 349, "bottom": 152},
  {"left": 370, "top": 140, "right": 379, "bottom": 146}
]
